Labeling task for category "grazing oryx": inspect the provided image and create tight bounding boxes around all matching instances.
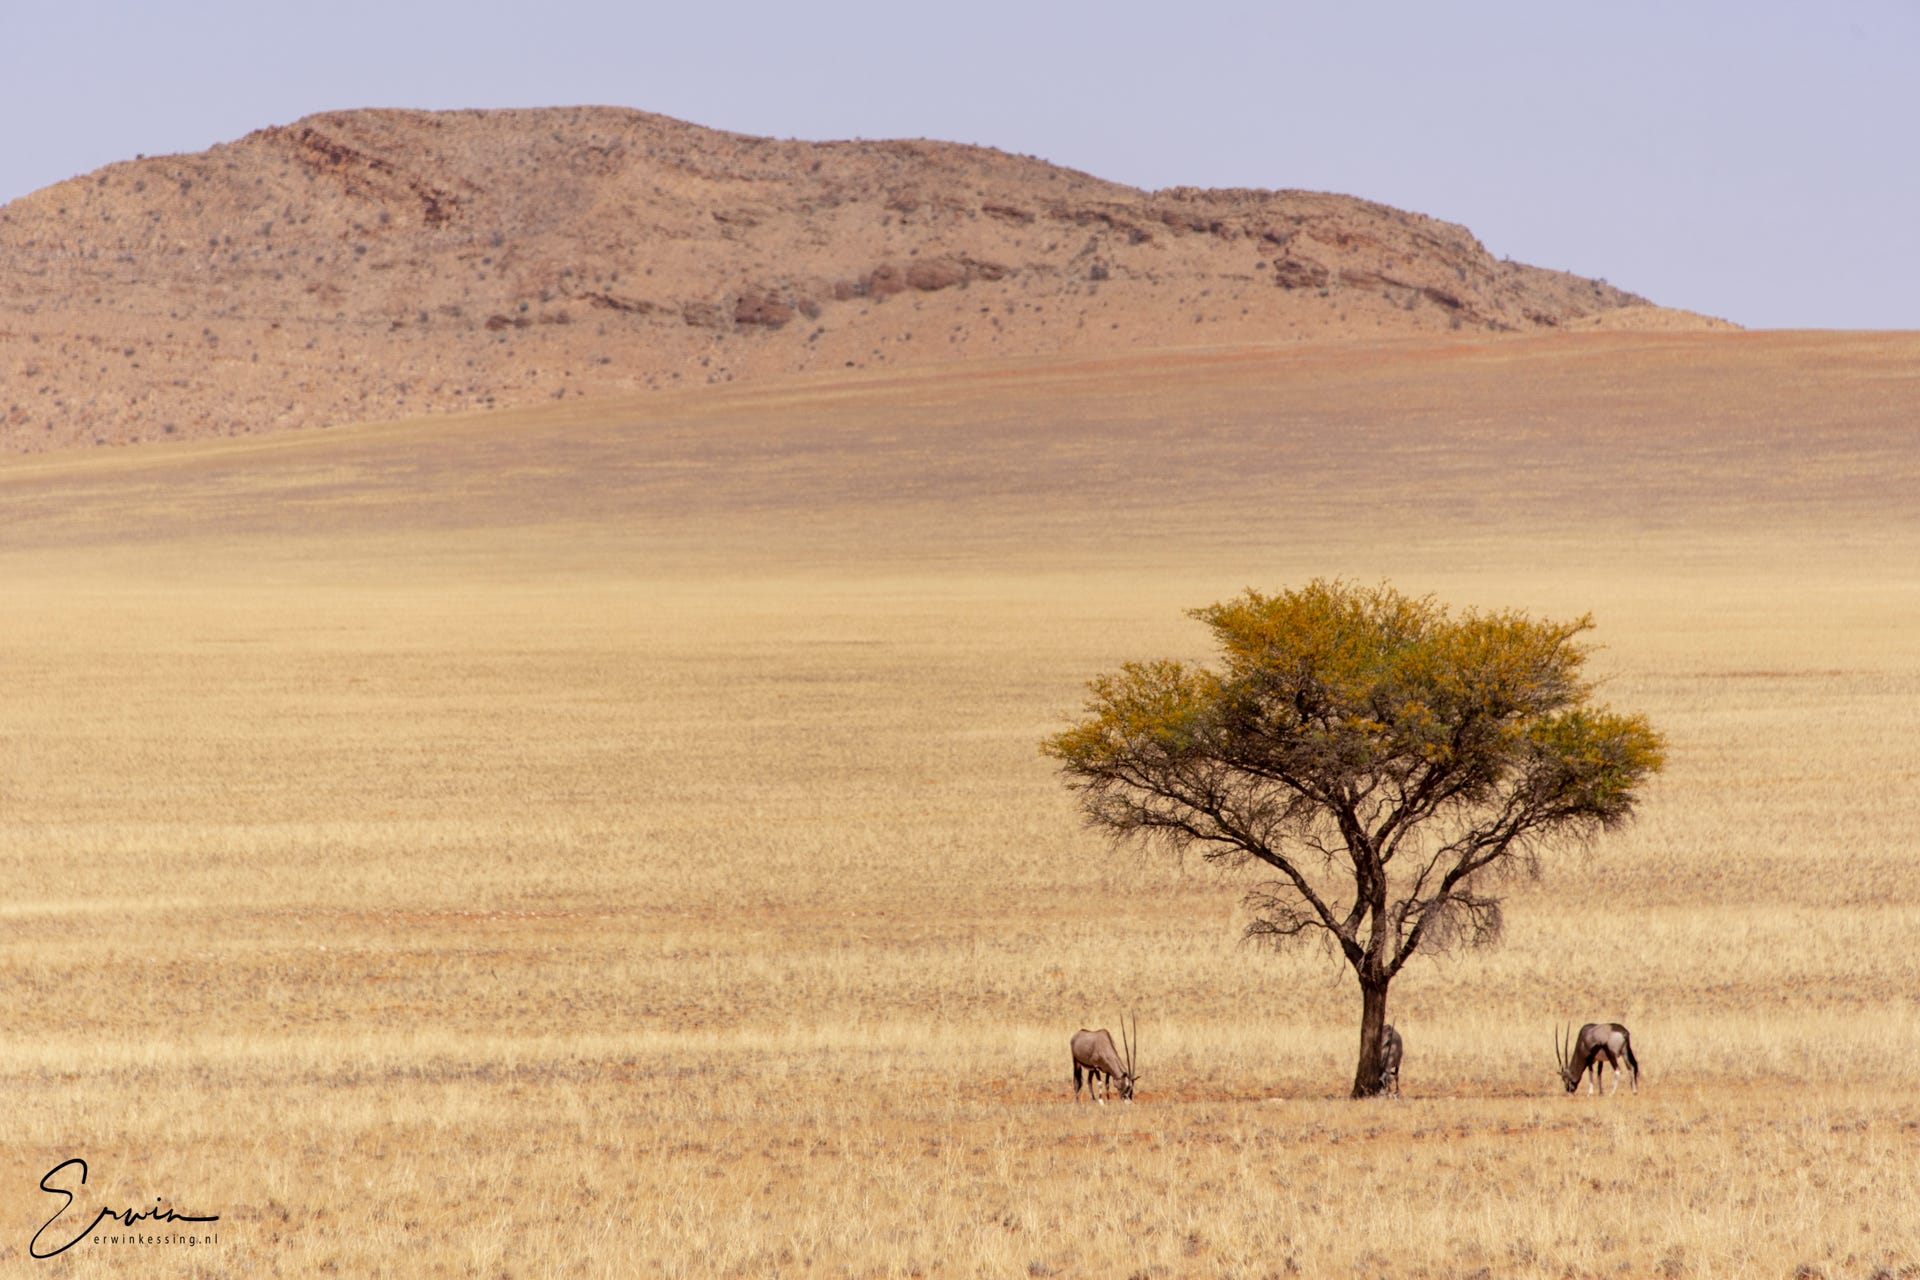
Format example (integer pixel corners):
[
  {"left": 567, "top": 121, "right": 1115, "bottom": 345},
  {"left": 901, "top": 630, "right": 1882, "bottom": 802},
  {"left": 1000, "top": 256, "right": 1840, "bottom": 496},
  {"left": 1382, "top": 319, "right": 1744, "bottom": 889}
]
[
  {"left": 1556, "top": 1022, "right": 1640, "bottom": 1095},
  {"left": 1378, "top": 1024, "right": 1404, "bottom": 1098},
  {"left": 1071, "top": 1014, "right": 1139, "bottom": 1103}
]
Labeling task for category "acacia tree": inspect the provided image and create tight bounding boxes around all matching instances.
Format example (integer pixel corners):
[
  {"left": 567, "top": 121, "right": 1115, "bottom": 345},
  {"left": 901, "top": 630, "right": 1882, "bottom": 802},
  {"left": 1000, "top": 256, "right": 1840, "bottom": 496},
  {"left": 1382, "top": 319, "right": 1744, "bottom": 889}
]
[{"left": 1043, "top": 580, "right": 1665, "bottom": 1097}]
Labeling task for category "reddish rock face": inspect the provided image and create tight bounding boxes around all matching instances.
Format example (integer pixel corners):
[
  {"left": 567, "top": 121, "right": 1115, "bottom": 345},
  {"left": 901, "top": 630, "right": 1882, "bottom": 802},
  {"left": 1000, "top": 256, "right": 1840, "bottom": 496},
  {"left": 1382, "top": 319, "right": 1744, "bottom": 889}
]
[{"left": 733, "top": 290, "right": 794, "bottom": 328}]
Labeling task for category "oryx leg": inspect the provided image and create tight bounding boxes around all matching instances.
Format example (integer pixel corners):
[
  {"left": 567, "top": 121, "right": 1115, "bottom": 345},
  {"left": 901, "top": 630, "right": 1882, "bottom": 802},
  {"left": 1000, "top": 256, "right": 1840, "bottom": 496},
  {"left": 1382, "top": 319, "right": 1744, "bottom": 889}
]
[{"left": 1073, "top": 1062, "right": 1084, "bottom": 1102}]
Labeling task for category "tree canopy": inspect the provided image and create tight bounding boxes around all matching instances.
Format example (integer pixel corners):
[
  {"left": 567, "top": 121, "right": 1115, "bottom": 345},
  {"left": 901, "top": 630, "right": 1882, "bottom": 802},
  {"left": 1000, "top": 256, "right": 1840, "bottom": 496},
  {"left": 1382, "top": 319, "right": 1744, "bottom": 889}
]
[{"left": 1043, "top": 579, "right": 1666, "bottom": 1096}]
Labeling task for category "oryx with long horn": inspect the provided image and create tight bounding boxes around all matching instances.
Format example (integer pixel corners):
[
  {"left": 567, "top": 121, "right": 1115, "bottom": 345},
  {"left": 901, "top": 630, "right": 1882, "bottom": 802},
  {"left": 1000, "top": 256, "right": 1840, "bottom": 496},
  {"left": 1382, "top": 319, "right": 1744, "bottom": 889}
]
[
  {"left": 1071, "top": 1012, "right": 1139, "bottom": 1103},
  {"left": 1556, "top": 1022, "right": 1639, "bottom": 1095}
]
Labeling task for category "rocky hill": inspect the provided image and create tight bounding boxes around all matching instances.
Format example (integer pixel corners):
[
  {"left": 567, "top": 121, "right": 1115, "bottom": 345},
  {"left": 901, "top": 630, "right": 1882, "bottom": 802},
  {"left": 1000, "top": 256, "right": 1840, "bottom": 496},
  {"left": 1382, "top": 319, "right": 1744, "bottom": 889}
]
[{"left": 0, "top": 106, "right": 1728, "bottom": 452}]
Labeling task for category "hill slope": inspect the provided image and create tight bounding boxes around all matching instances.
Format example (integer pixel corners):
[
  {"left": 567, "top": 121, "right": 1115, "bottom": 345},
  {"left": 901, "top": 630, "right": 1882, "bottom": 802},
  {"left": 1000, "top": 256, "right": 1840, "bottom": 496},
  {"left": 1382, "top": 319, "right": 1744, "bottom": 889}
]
[{"left": 0, "top": 106, "right": 1725, "bottom": 452}]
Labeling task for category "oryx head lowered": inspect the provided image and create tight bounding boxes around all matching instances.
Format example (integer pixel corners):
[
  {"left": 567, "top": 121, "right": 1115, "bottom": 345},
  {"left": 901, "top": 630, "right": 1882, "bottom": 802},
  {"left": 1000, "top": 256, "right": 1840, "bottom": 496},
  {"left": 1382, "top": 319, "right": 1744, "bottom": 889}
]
[
  {"left": 1378, "top": 1024, "right": 1403, "bottom": 1098},
  {"left": 1556, "top": 1022, "right": 1640, "bottom": 1095},
  {"left": 1071, "top": 1012, "right": 1140, "bottom": 1103}
]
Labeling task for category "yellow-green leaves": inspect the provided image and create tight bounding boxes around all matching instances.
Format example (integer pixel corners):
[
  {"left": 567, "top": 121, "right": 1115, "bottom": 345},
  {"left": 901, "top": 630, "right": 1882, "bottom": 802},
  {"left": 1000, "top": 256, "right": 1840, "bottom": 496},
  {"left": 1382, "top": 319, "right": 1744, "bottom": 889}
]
[
  {"left": 1187, "top": 582, "right": 1611, "bottom": 784},
  {"left": 1041, "top": 659, "right": 1218, "bottom": 769},
  {"left": 1523, "top": 707, "right": 1668, "bottom": 822}
]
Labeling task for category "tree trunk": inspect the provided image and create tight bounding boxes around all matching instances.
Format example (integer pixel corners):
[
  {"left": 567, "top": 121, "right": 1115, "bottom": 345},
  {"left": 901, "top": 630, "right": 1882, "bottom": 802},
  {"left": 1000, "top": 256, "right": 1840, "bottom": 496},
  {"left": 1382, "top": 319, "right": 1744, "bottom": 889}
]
[{"left": 1350, "top": 976, "right": 1390, "bottom": 1098}]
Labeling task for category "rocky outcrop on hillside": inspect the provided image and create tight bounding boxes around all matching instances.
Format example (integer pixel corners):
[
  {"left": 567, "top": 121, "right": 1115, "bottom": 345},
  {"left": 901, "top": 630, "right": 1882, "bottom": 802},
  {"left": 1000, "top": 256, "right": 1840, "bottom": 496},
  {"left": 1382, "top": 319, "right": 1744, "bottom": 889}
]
[{"left": 0, "top": 106, "right": 1725, "bottom": 451}]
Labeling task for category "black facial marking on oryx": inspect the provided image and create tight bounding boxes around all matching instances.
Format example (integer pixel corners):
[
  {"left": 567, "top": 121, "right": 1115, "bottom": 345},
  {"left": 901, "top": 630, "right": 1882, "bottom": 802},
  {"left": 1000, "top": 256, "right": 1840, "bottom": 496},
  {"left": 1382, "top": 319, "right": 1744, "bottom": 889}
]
[{"left": 1556, "top": 1022, "right": 1640, "bottom": 1095}]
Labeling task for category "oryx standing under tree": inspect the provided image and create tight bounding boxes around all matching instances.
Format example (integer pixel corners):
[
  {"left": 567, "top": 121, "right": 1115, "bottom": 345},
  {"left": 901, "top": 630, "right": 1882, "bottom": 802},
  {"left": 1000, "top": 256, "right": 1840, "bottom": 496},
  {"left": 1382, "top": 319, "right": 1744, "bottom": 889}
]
[
  {"left": 1071, "top": 1014, "right": 1139, "bottom": 1103},
  {"left": 1556, "top": 1022, "right": 1640, "bottom": 1095},
  {"left": 1378, "top": 1024, "right": 1403, "bottom": 1097}
]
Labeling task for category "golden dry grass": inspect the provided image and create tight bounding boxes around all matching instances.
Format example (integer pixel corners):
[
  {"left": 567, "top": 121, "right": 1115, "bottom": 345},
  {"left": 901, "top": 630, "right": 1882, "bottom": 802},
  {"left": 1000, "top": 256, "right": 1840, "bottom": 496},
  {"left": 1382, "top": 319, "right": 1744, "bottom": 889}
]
[{"left": 2, "top": 331, "right": 1918, "bottom": 1276}]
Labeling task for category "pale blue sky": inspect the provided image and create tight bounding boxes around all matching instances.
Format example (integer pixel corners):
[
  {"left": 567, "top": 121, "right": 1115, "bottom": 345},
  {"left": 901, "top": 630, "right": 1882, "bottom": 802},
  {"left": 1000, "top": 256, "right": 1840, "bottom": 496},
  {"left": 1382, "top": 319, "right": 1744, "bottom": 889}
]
[{"left": 4, "top": 0, "right": 1915, "bottom": 329}]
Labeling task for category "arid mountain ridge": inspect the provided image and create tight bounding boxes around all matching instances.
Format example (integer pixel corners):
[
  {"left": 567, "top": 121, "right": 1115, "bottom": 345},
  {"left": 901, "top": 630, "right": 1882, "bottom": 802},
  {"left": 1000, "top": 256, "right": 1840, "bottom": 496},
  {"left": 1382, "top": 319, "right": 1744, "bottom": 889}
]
[{"left": 0, "top": 106, "right": 1729, "bottom": 452}]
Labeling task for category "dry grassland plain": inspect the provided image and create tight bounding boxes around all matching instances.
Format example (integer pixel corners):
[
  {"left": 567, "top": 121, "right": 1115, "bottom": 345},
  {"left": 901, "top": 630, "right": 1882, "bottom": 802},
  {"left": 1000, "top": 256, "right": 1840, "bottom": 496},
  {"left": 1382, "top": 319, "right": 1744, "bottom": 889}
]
[{"left": 2, "top": 330, "right": 1919, "bottom": 1277}]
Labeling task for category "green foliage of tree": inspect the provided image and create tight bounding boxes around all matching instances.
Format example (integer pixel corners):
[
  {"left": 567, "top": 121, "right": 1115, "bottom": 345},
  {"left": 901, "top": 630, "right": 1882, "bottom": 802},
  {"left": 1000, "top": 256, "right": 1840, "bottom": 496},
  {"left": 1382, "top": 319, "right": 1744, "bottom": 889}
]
[{"left": 1043, "top": 580, "right": 1666, "bottom": 1097}]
